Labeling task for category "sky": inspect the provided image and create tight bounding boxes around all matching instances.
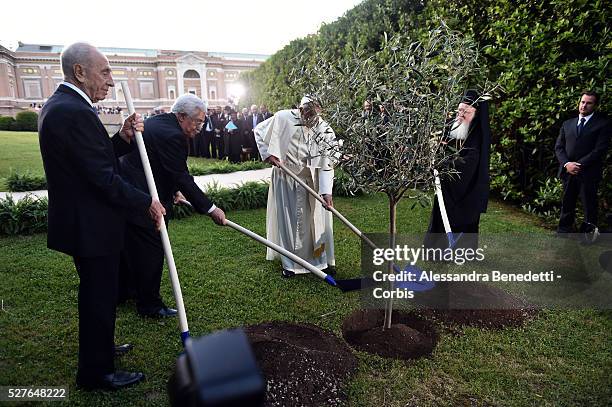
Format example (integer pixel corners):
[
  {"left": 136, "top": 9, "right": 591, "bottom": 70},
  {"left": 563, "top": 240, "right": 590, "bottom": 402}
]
[{"left": 0, "top": 0, "right": 363, "bottom": 55}]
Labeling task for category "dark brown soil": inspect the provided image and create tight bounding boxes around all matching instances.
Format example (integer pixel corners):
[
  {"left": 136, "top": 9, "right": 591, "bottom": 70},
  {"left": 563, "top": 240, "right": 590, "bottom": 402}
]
[
  {"left": 341, "top": 309, "right": 439, "bottom": 360},
  {"left": 417, "top": 282, "right": 538, "bottom": 329},
  {"left": 244, "top": 322, "right": 357, "bottom": 407}
]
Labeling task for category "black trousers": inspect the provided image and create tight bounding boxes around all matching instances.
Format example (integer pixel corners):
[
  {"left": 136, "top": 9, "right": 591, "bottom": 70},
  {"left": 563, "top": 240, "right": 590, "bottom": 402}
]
[
  {"left": 120, "top": 223, "right": 165, "bottom": 315},
  {"left": 73, "top": 254, "right": 119, "bottom": 381},
  {"left": 212, "top": 135, "right": 224, "bottom": 159},
  {"left": 558, "top": 175, "right": 599, "bottom": 232},
  {"left": 201, "top": 131, "right": 214, "bottom": 158}
]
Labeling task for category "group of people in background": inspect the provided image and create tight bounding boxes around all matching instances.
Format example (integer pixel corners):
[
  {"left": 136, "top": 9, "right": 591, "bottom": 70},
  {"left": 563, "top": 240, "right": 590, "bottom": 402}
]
[
  {"left": 187, "top": 103, "right": 273, "bottom": 162},
  {"left": 94, "top": 105, "right": 122, "bottom": 115}
]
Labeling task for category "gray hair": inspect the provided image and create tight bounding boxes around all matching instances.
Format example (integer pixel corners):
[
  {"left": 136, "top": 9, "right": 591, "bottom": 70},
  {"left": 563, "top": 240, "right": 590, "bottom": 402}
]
[
  {"left": 171, "top": 94, "right": 208, "bottom": 117},
  {"left": 61, "top": 42, "right": 97, "bottom": 81}
]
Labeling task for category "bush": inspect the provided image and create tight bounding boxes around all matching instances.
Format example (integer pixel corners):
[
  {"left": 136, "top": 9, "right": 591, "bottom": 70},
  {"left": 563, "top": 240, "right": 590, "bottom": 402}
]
[
  {"left": 0, "top": 116, "right": 16, "bottom": 131},
  {"left": 7, "top": 171, "right": 47, "bottom": 192},
  {"left": 172, "top": 181, "right": 269, "bottom": 219},
  {"left": 188, "top": 160, "right": 269, "bottom": 176},
  {"left": 14, "top": 111, "right": 38, "bottom": 131},
  {"left": 0, "top": 194, "right": 48, "bottom": 235}
]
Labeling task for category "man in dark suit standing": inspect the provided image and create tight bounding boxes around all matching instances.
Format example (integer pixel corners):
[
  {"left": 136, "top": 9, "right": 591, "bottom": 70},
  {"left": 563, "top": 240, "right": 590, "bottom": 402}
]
[
  {"left": 198, "top": 114, "right": 215, "bottom": 158},
  {"left": 245, "top": 104, "right": 264, "bottom": 160},
  {"left": 119, "top": 94, "right": 226, "bottom": 317},
  {"left": 38, "top": 42, "right": 166, "bottom": 390},
  {"left": 212, "top": 105, "right": 227, "bottom": 159},
  {"left": 260, "top": 104, "right": 273, "bottom": 120},
  {"left": 555, "top": 91, "right": 611, "bottom": 234}
]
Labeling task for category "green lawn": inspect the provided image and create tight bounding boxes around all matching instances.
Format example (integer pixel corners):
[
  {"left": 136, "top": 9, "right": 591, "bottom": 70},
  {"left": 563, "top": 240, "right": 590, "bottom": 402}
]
[
  {"left": 0, "top": 130, "right": 233, "bottom": 190},
  {"left": 0, "top": 195, "right": 609, "bottom": 406}
]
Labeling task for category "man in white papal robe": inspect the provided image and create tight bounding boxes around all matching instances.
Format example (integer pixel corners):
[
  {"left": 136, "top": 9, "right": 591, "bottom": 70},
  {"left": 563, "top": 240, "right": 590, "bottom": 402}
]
[{"left": 254, "top": 96, "right": 337, "bottom": 277}]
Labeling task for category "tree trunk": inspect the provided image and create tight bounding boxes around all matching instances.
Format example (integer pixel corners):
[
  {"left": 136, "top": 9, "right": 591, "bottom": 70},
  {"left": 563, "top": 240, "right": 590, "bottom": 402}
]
[{"left": 383, "top": 197, "right": 397, "bottom": 330}]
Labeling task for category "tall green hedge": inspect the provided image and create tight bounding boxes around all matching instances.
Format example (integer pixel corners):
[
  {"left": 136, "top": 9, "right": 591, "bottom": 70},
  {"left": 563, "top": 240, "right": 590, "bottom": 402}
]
[{"left": 241, "top": 0, "right": 611, "bottom": 228}]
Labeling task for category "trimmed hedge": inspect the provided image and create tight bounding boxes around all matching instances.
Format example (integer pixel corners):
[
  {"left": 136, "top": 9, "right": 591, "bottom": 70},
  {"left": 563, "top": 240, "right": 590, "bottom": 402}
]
[
  {"left": 14, "top": 111, "right": 38, "bottom": 131},
  {"left": 1, "top": 172, "right": 363, "bottom": 234},
  {"left": 0, "top": 116, "right": 17, "bottom": 131},
  {"left": 240, "top": 0, "right": 611, "bottom": 228}
]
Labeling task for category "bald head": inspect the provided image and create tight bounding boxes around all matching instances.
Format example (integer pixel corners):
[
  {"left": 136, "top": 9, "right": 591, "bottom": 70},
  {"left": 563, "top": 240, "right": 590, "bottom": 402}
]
[
  {"left": 61, "top": 42, "right": 97, "bottom": 81},
  {"left": 60, "top": 42, "right": 114, "bottom": 103}
]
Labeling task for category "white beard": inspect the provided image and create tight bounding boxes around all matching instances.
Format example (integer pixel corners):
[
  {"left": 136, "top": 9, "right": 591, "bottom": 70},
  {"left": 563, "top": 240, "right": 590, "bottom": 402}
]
[{"left": 449, "top": 120, "right": 470, "bottom": 140}]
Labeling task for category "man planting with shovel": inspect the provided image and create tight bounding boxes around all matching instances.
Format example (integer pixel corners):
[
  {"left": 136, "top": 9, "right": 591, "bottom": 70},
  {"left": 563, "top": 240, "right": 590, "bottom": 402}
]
[
  {"left": 255, "top": 96, "right": 338, "bottom": 278},
  {"left": 119, "top": 94, "right": 225, "bottom": 318}
]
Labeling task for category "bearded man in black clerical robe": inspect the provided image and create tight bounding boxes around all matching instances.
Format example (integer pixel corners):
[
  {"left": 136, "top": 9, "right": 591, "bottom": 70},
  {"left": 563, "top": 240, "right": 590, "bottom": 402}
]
[{"left": 424, "top": 90, "right": 492, "bottom": 250}]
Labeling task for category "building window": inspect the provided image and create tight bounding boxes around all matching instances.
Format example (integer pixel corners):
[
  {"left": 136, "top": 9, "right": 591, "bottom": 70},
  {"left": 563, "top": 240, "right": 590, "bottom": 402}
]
[
  {"left": 23, "top": 79, "right": 42, "bottom": 99},
  {"left": 168, "top": 86, "right": 176, "bottom": 100},
  {"left": 209, "top": 85, "right": 217, "bottom": 100},
  {"left": 167, "top": 70, "right": 174, "bottom": 76},
  {"left": 139, "top": 81, "right": 155, "bottom": 99},
  {"left": 183, "top": 70, "right": 200, "bottom": 79},
  {"left": 138, "top": 71, "right": 153, "bottom": 77}
]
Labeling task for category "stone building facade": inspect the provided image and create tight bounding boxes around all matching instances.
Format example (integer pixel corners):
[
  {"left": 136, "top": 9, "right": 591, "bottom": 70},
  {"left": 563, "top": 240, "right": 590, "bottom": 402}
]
[{"left": 0, "top": 43, "right": 267, "bottom": 116}]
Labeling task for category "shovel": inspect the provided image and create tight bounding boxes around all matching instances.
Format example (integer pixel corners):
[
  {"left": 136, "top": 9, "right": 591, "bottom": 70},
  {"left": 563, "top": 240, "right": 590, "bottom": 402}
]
[{"left": 176, "top": 199, "right": 337, "bottom": 287}]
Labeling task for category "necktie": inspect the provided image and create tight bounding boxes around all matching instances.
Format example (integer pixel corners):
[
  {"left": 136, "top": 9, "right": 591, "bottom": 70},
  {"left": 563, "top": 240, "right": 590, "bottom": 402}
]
[{"left": 577, "top": 117, "right": 586, "bottom": 137}]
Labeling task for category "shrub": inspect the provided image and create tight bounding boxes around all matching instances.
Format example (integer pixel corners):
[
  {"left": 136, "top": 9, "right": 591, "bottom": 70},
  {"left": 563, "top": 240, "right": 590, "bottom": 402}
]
[
  {"left": 188, "top": 160, "right": 269, "bottom": 176},
  {"left": 0, "top": 194, "right": 48, "bottom": 235},
  {"left": 7, "top": 171, "right": 47, "bottom": 192},
  {"left": 14, "top": 111, "right": 38, "bottom": 131},
  {"left": 0, "top": 116, "right": 16, "bottom": 131},
  {"left": 205, "top": 181, "right": 269, "bottom": 212},
  {"left": 172, "top": 181, "right": 269, "bottom": 219}
]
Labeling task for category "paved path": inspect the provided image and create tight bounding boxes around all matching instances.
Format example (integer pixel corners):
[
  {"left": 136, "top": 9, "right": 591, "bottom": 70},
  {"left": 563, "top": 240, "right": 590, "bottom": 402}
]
[{"left": 0, "top": 168, "right": 272, "bottom": 202}]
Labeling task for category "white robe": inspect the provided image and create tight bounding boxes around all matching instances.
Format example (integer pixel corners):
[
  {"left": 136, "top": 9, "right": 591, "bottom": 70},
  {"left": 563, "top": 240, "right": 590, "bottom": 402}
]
[{"left": 255, "top": 109, "right": 336, "bottom": 273}]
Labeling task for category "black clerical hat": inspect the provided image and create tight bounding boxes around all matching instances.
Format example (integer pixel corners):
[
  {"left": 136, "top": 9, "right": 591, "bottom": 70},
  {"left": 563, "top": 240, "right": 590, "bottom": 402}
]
[{"left": 461, "top": 89, "right": 479, "bottom": 105}]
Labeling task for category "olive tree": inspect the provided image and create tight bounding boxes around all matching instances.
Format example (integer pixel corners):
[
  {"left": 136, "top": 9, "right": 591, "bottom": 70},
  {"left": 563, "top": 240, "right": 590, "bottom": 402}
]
[{"left": 292, "top": 22, "right": 495, "bottom": 328}]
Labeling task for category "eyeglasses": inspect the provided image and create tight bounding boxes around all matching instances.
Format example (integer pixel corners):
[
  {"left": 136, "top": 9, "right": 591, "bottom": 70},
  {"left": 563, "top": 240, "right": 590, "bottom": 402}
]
[{"left": 186, "top": 114, "right": 205, "bottom": 130}]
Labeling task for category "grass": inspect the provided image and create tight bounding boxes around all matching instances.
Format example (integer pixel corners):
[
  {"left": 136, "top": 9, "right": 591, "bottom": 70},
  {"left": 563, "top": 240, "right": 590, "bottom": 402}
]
[
  {"left": 0, "top": 130, "right": 251, "bottom": 191},
  {"left": 0, "top": 194, "right": 610, "bottom": 406}
]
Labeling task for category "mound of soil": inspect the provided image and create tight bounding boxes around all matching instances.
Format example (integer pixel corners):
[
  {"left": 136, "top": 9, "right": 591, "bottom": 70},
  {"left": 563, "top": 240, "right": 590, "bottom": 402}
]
[
  {"left": 417, "top": 282, "right": 537, "bottom": 329},
  {"left": 244, "top": 322, "right": 357, "bottom": 407},
  {"left": 341, "top": 309, "right": 439, "bottom": 360}
]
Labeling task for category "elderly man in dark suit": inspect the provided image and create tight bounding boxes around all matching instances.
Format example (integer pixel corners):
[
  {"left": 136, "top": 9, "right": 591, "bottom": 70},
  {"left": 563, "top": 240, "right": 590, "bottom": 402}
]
[
  {"left": 244, "top": 104, "right": 264, "bottom": 160},
  {"left": 119, "top": 93, "right": 226, "bottom": 318},
  {"left": 38, "top": 42, "right": 166, "bottom": 390},
  {"left": 555, "top": 91, "right": 611, "bottom": 234}
]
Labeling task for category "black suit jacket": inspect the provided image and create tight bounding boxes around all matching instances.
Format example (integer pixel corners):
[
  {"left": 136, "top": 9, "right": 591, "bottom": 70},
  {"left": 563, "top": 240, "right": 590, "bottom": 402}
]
[
  {"left": 244, "top": 113, "right": 264, "bottom": 148},
  {"left": 555, "top": 112, "right": 611, "bottom": 180},
  {"left": 120, "top": 113, "right": 213, "bottom": 229},
  {"left": 38, "top": 84, "right": 151, "bottom": 257}
]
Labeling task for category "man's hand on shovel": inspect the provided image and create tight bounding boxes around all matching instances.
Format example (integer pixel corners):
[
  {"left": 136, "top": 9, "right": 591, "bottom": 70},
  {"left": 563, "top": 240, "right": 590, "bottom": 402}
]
[
  {"left": 148, "top": 199, "right": 166, "bottom": 230},
  {"left": 321, "top": 194, "right": 333, "bottom": 210}
]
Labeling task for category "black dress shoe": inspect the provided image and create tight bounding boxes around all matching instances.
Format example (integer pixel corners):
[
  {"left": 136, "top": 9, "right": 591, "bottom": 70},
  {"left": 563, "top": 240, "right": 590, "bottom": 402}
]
[
  {"left": 114, "top": 343, "right": 134, "bottom": 357},
  {"left": 281, "top": 269, "right": 295, "bottom": 278},
  {"left": 323, "top": 266, "right": 336, "bottom": 276},
  {"left": 139, "top": 306, "right": 178, "bottom": 318},
  {"left": 77, "top": 370, "right": 144, "bottom": 391}
]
